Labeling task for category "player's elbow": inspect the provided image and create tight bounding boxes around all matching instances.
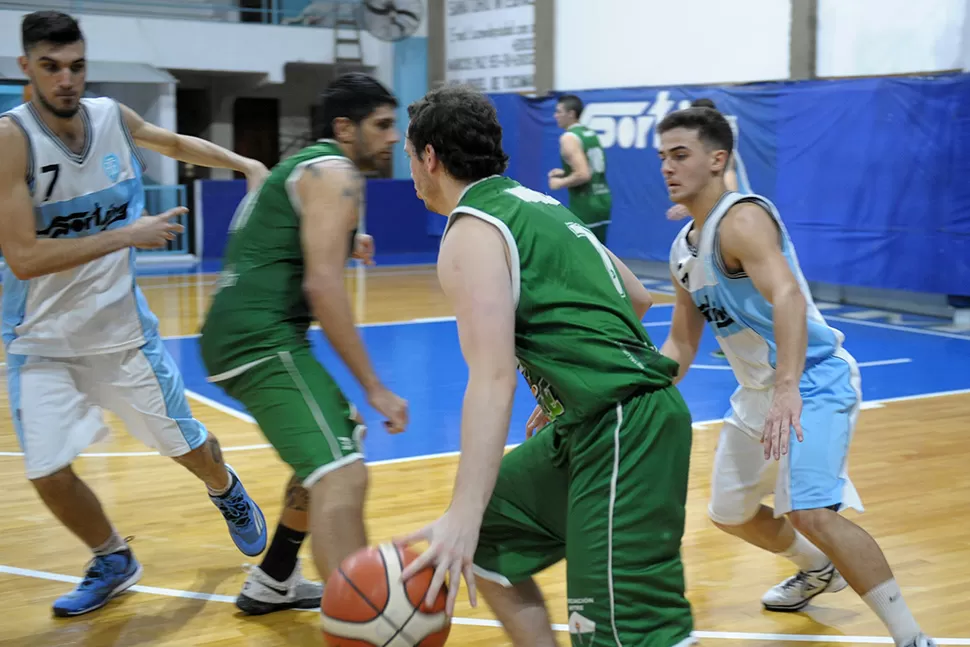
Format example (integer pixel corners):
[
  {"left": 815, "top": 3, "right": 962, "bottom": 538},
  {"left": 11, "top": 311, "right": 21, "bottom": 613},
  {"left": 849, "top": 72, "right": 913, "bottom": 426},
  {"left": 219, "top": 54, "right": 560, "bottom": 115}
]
[
  {"left": 631, "top": 288, "right": 653, "bottom": 319},
  {"left": 4, "top": 250, "right": 38, "bottom": 280},
  {"left": 468, "top": 354, "right": 518, "bottom": 394},
  {"left": 776, "top": 282, "right": 805, "bottom": 311},
  {"left": 302, "top": 275, "right": 329, "bottom": 309},
  {"left": 302, "top": 264, "right": 343, "bottom": 300}
]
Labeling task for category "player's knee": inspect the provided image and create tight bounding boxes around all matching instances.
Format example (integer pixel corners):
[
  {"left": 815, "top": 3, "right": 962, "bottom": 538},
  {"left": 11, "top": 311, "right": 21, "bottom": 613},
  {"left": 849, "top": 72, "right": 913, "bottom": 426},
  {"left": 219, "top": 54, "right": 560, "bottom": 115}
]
[
  {"left": 708, "top": 498, "right": 760, "bottom": 530},
  {"left": 29, "top": 465, "right": 78, "bottom": 497},
  {"left": 310, "top": 459, "right": 368, "bottom": 514},
  {"left": 788, "top": 508, "right": 834, "bottom": 541}
]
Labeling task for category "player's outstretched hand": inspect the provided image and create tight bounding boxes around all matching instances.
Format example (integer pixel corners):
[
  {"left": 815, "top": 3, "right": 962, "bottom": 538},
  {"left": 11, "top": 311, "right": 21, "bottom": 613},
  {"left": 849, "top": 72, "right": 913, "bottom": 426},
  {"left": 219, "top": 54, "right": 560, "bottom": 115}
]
[
  {"left": 367, "top": 385, "right": 408, "bottom": 434},
  {"left": 351, "top": 233, "right": 375, "bottom": 266},
  {"left": 666, "top": 204, "right": 691, "bottom": 221},
  {"left": 762, "top": 384, "right": 804, "bottom": 461},
  {"left": 525, "top": 405, "right": 549, "bottom": 439},
  {"left": 128, "top": 207, "right": 187, "bottom": 249},
  {"left": 395, "top": 508, "right": 481, "bottom": 617}
]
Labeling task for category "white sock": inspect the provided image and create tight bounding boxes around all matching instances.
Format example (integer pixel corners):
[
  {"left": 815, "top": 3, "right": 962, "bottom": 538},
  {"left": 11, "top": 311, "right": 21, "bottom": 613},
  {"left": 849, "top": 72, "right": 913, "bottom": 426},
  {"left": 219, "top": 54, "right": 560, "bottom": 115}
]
[
  {"left": 93, "top": 531, "right": 128, "bottom": 556},
  {"left": 862, "top": 579, "right": 921, "bottom": 646},
  {"left": 778, "top": 530, "right": 830, "bottom": 572},
  {"left": 207, "top": 468, "right": 235, "bottom": 497}
]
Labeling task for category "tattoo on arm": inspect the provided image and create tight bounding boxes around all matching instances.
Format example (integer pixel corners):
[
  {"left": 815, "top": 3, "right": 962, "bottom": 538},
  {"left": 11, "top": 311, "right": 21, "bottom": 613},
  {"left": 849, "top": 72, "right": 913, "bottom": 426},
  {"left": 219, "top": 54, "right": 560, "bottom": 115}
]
[
  {"left": 306, "top": 162, "right": 361, "bottom": 205},
  {"left": 284, "top": 474, "right": 309, "bottom": 512}
]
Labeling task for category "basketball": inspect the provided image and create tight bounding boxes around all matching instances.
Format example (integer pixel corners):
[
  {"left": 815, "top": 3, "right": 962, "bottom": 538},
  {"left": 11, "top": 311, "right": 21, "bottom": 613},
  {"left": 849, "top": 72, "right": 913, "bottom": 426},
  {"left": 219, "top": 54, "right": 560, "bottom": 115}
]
[{"left": 321, "top": 543, "right": 451, "bottom": 646}]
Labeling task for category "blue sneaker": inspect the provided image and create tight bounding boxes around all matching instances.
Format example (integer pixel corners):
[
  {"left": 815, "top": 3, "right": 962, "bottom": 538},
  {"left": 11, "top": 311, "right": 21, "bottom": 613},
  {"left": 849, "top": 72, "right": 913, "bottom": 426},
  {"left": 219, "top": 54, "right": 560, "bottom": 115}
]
[
  {"left": 53, "top": 550, "right": 142, "bottom": 617},
  {"left": 210, "top": 465, "right": 267, "bottom": 557}
]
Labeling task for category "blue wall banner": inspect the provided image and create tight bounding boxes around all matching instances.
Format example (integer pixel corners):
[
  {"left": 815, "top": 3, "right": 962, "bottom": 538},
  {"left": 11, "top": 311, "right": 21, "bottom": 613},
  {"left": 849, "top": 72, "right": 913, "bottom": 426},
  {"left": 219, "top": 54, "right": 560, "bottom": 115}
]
[
  {"left": 198, "top": 178, "right": 441, "bottom": 262},
  {"left": 491, "top": 74, "right": 970, "bottom": 296}
]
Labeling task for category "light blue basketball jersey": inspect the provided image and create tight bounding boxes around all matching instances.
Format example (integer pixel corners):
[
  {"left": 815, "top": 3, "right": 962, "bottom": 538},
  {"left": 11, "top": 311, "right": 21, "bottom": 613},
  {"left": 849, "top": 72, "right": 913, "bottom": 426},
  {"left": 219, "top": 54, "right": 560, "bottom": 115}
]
[
  {"left": 1, "top": 97, "right": 158, "bottom": 357},
  {"left": 669, "top": 192, "right": 848, "bottom": 391}
]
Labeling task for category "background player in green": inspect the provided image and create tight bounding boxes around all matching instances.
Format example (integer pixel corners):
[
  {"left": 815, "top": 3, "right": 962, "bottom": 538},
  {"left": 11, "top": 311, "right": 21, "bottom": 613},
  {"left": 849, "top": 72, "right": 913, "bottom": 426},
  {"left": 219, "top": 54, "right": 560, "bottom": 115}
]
[
  {"left": 397, "top": 86, "right": 696, "bottom": 647},
  {"left": 199, "top": 73, "right": 409, "bottom": 615},
  {"left": 549, "top": 94, "right": 613, "bottom": 243}
]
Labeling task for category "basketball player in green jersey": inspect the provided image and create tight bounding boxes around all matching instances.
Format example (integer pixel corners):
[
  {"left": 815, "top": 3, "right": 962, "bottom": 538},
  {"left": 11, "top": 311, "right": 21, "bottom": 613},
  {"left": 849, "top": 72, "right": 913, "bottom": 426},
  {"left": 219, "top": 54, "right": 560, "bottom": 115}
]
[
  {"left": 398, "top": 86, "right": 695, "bottom": 647},
  {"left": 199, "top": 73, "right": 408, "bottom": 615},
  {"left": 549, "top": 94, "right": 613, "bottom": 244}
]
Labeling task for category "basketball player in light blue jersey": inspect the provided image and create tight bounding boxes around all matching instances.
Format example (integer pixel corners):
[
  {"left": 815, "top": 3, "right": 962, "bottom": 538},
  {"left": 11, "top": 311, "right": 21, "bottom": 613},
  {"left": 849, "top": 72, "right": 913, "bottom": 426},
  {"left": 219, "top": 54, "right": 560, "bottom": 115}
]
[
  {"left": 0, "top": 11, "right": 291, "bottom": 619},
  {"left": 656, "top": 107, "right": 935, "bottom": 647}
]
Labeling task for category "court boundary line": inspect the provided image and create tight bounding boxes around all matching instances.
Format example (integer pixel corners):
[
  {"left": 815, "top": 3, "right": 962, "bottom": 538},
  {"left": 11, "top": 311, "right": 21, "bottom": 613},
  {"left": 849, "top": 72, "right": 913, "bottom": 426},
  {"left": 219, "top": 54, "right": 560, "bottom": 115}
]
[
  {"left": 149, "top": 304, "right": 970, "bottom": 343},
  {"left": 824, "top": 314, "right": 970, "bottom": 341},
  {"left": 1, "top": 386, "right": 967, "bottom": 461},
  {"left": 0, "top": 565, "right": 966, "bottom": 644}
]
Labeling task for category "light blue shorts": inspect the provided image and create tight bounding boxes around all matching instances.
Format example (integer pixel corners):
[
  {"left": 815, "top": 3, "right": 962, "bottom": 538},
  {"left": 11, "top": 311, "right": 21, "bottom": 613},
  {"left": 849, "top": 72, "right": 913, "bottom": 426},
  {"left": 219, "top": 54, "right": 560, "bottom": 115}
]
[{"left": 708, "top": 350, "right": 864, "bottom": 524}]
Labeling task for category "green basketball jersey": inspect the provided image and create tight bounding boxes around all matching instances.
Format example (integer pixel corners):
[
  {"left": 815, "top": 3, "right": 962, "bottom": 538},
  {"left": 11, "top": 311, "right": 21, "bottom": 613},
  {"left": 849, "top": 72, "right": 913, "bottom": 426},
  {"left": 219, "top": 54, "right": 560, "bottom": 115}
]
[
  {"left": 445, "top": 176, "right": 678, "bottom": 429},
  {"left": 562, "top": 124, "right": 612, "bottom": 224},
  {"left": 200, "top": 140, "right": 352, "bottom": 376}
]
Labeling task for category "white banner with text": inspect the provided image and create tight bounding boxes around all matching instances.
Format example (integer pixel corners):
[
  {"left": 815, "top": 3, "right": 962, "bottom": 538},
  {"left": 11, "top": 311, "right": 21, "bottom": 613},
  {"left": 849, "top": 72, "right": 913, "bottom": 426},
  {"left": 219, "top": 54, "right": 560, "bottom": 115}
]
[{"left": 445, "top": 0, "right": 535, "bottom": 94}]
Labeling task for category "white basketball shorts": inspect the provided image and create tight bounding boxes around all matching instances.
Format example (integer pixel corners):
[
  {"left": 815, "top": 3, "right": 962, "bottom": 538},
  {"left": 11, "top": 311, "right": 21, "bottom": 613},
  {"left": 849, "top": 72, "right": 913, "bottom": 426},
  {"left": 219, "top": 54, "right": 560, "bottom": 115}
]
[{"left": 6, "top": 334, "right": 208, "bottom": 479}]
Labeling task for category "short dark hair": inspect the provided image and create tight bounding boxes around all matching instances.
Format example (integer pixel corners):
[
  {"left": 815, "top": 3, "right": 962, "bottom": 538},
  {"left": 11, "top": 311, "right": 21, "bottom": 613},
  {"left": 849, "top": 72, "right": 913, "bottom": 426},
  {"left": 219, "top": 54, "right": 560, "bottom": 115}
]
[
  {"left": 658, "top": 107, "right": 734, "bottom": 154},
  {"left": 22, "top": 11, "right": 83, "bottom": 54},
  {"left": 690, "top": 98, "right": 717, "bottom": 110},
  {"left": 316, "top": 72, "right": 397, "bottom": 139},
  {"left": 557, "top": 94, "right": 583, "bottom": 119},
  {"left": 407, "top": 85, "right": 509, "bottom": 182}
]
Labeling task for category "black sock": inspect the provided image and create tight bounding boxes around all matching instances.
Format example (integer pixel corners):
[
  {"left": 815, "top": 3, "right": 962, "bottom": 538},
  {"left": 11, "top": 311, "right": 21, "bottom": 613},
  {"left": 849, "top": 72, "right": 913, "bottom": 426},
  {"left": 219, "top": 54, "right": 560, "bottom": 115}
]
[{"left": 260, "top": 524, "right": 306, "bottom": 582}]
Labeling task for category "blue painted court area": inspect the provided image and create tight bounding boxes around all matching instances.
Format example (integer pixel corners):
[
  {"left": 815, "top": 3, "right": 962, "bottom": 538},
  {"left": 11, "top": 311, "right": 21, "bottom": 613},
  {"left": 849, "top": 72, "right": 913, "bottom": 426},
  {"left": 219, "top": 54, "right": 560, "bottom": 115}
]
[{"left": 165, "top": 305, "right": 970, "bottom": 464}]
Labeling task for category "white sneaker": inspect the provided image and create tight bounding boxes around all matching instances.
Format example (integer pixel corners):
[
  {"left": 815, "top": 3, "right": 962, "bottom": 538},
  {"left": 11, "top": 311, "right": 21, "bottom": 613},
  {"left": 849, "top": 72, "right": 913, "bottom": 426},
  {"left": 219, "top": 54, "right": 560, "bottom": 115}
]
[
  {"left": 236, "top": 560, "right": 323, "bottom": 615},
  {"left": 902, "top": 634, "right": 937, "bottom": 647},
  {"left": 761, "top": 562, "right": 848, "bottom": 612}
]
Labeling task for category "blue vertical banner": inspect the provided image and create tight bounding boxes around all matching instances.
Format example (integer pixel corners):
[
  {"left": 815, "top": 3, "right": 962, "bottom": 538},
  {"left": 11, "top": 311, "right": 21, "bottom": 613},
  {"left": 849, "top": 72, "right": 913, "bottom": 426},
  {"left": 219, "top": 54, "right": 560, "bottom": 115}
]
[
  {"left": 489, "top": 74, "right": 970, "bottom": 296},
  {"left": 393, "top": 36, "right": 428, "bottom": 181}
]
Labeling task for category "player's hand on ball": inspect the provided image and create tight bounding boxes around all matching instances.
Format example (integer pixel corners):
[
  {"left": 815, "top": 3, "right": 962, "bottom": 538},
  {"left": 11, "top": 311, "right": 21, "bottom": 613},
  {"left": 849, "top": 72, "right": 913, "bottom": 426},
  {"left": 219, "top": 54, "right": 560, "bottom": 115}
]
[
  {"left": 666, "top": 204, "right": 691, "bottom": 221},
  {"left": 367, "top": 385, "right": 408, "bottom": 434},
  {"left": 395, "top": 508, "right": 481, "bottom": 617},
  {"left": 762, "top": 383, "right": 804, "bottom": 461},
  {"left": 128, "top": 207, "right": 187, "bottom": 249},
  {"left": 525, "top": 405, "right": 549, "bottom": 439},
  {"left": 352, "top": 233, "right": 375, "bottom": 265}
]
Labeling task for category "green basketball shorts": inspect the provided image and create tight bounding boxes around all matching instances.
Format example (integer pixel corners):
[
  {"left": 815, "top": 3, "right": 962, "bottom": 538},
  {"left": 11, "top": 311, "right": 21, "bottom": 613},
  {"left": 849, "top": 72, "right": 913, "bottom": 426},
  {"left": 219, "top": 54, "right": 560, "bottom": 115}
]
[
  {"left": 473, "top": 386, "right": 695, "bottom": 646},
  {"left": 207, "top": 347, "right": 364, "bottom": 487}
]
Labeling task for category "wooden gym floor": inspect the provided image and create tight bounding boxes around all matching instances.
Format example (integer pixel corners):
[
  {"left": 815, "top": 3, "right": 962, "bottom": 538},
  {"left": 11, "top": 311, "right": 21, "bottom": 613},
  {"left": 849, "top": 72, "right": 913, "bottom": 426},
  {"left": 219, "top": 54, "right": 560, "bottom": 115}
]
[{"left": 0, "top": 265, "right": 968, "bottom": 646}]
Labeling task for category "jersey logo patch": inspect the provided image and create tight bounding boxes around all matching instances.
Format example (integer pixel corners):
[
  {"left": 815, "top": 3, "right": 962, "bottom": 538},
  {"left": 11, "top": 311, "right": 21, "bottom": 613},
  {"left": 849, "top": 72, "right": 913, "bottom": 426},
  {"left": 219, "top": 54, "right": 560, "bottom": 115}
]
[
  {"left": 697, "top": 293, "right": 737, "bottom": 330},
  {"left": 37, "top": 201, "right": 130, "bottom": 238},
  {"left": 102, "top": 153, "right": 121, "bottom": 182}
]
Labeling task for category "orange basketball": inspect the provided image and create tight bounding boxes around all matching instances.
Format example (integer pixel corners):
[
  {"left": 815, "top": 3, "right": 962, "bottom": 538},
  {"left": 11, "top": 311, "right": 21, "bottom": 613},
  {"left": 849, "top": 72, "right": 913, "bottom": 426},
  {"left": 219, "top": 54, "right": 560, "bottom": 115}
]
[{"left": 321, "top": 543, "right": 451, "bottom": 646}]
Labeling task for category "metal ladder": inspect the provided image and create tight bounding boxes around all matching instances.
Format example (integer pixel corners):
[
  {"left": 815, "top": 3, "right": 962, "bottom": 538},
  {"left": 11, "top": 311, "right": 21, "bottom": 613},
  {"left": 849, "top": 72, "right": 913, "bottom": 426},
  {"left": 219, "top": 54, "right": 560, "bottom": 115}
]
[{"left": 333, "top": 2, "right": 365, "bottom": 76}]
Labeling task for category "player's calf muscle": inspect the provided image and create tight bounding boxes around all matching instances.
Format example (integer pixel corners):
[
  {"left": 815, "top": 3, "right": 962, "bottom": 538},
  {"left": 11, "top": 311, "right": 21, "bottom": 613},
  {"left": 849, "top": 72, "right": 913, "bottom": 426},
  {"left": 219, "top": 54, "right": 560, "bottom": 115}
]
[
  {"left": 172, "top": 434, "right": 229, "bottom": 488},
  {"left": 309, "top": 461, "right": 368, "bottom": 576}
]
